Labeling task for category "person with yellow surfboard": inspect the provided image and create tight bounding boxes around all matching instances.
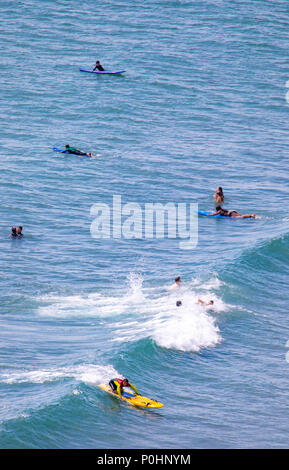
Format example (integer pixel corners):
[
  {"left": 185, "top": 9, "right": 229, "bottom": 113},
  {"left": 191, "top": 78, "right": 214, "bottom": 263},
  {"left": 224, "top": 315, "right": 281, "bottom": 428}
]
[
  {"left": 109, "top": 378, "right": 139, "bottom": 397},
  {"left": 98, "top": 378, "right": 163, "bottom": 408}
]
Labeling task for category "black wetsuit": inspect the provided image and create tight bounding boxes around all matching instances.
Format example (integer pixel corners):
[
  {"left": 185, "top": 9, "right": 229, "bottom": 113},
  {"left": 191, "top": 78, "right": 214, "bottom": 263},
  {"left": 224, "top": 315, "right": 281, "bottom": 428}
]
[
  {"left": 11, "top": 228, "right": 23, "bottom": 238},
  {"left": 63, "top": 146, "right": 87, "bottom": 156},
  {"left": 93, "top": 63, "right": 104, "bottom": 71}
]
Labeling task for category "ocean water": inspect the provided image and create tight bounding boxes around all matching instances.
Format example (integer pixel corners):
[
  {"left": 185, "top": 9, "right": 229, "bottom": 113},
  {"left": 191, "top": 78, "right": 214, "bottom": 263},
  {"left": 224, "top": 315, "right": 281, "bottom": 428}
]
[{"left": 1, "top": 0, "right": 289, "bottom": 449}]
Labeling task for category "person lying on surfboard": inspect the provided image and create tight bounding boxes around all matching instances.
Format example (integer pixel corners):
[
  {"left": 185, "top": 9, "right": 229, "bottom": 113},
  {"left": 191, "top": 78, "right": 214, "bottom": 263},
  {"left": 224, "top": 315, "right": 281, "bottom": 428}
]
[
  {"left": 207, "top": 206, "right": 256, "bottom": 219},
  {"left": 109, "top": 378, "right": 139, "bottom": 398},
  {"left": 92, "top": 60, "right": 104, "bottom": 72},
  {"left": 62, "top": 145, "right": 93, "bottom": 157}
]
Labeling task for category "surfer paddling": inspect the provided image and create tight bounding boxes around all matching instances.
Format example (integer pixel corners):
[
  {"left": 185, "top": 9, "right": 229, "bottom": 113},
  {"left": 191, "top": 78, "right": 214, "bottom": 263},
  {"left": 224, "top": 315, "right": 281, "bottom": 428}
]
[
  {"left": 62, "top": 145, "right": 93, "bottom": 157},
  {"left": 109, "top": 378, "right": 139, "bottom": 397},
  {"left": 207, "top": 208, "right": 256, "bottom": 218}
]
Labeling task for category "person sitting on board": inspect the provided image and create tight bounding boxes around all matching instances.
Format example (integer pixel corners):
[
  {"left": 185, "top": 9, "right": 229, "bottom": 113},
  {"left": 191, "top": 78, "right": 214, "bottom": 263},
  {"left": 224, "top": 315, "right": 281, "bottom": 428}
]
[
  {"left": 62, "top": 145, "right": 92, "bottom": 157},
  {"left": 168, "top": 276, "right": 182, "bottom": 290},
  {"left": 207, "top": 206, "right": 256, "bottom": 219},
  {"left": 214, "top": 186, "right": 225, "bottom": 209},
  {"left": 197, "top": 299, "right": 214, "bottom": 306},
  {"left": 92, "top": 60, "right": 104, "bottom": 72},
  {"left": 109, "top": 378, "right": 139, "bottom": 397}
]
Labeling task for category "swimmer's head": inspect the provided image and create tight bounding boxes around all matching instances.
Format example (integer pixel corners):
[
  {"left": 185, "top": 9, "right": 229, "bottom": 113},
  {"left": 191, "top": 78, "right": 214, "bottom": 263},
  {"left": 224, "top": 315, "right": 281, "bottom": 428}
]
[
  {"left": 175, "top": 276, "right": 181, "bottom": 283},
  {"left": 216, "top": 206, "right": 223, "bottom": 211},
  {"left": 208, "top": 300, "right": 214, "bottom": 305},
  {"left": 176, "top": 300, "right": 182, "bottom": 307},
  {"left": 11, "top": 226, "right": 16, "bottom": 234},
  {"left": 65, "top": 144, "right": 69, "bottom": 148}
]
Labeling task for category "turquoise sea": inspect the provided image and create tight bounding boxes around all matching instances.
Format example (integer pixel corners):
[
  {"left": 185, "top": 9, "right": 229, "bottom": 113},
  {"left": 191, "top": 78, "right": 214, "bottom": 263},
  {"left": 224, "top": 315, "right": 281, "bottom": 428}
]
[{"left": 1, "top": 0, "right": 289, "bottom": 449}]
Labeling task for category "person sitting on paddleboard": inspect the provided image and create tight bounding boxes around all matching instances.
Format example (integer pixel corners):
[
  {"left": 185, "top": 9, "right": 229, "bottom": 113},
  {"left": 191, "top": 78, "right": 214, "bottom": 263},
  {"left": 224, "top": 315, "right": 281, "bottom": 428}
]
[
  {"left": 207, "top": 206, "right": 256, "bottom": 219},
  {"left": 92, "top": 60, "right": 104, "bottom": 72},
  {"left": 109, "top": 378, "right": 139, "bottom": 397},
  {"left": 214, "top": 186, "right": 225, "bottom": 209},
  {"left": 63, "top": 145, "right": 92, "bottom": 157}
]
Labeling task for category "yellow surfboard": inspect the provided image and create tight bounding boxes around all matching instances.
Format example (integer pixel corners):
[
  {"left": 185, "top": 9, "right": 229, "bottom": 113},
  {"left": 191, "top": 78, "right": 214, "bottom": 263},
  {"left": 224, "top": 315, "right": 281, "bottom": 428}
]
[{"left": 98, "top": 384, "right": 164, "bottom": 409}]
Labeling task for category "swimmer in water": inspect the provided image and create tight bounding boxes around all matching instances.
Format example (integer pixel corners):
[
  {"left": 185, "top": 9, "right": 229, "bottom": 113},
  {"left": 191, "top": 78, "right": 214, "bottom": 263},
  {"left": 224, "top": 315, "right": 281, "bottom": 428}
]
[
  {"left": 197, "top": 299, "right": 214, "bottom": 306},
  {"left": 214, "top": 187, "right": 225, "bottom": 209},
  {"left": 168, "top": 276, "right": 182, "bottom": 290},
  {"left": 207, "top": 206, "right": 256, "bottom": 218},
  {"left": 11, "top": 226, "right": 23, "bottom": 238},
  {"left": 16, "top": 226, "right": 23, "bottom": 237},
  {"left": 176, "top": 300, "right": 182, "bottom": 307},
  {"left": 10, "top": 226, "right": 17, "bottom": 238}
]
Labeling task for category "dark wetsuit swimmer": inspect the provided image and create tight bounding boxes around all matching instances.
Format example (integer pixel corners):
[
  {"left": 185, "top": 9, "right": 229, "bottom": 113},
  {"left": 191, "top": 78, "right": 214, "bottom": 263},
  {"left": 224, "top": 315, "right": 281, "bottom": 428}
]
[
  {"left": 10, "top": 226, "right": 17, "bottom": 238},
  {"left": 92, "top": 61, "right": 104, "bottom": 71},
  {"left": 16, "top": 226, "right": 23, "bottom": 237},
  {"left": 62, "top": 145, "right": 92, "bottom": 157},
  {"left": 10, "top": 226, "right": 23, "bottom": 238}
]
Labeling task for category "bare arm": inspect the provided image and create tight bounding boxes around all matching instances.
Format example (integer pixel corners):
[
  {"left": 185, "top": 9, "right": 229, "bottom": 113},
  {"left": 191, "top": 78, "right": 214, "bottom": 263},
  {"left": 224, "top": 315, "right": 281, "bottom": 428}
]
[{"left": 206, "top": 210, "right": 221, "bottom": 217}]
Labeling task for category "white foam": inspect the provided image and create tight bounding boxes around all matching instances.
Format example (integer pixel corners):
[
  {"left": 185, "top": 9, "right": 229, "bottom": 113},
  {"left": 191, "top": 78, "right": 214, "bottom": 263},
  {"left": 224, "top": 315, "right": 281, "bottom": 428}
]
[
  {"left": 191, "top": 274, "right": 224, "bottom": 291},
  {"left": 37, "top": 273, "right": 146, "bottom": 318},
  {"left": 0, "top": 364, "right": 119, "bottom": 386},
  {"left": 38, "top": 292, "right": 126, "bottom": 318},
  {"left": 152, "top": 304, "right": 221, "bottom": 352},
  {"left": 36, "top": 273, "right": 227, "bottom": 353}
]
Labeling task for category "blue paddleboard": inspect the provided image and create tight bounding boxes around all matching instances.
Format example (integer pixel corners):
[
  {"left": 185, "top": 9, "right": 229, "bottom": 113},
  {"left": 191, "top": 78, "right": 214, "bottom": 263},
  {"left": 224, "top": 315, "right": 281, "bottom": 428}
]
[
  {"left": 53, "top": 147, "right": 67, "bottom": 153},
  {"left": 197, "top": 210, "right": 227, "bottom": 218},
  {"left": 79, "top": 68, "right": 126, "bottom": 75}
]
